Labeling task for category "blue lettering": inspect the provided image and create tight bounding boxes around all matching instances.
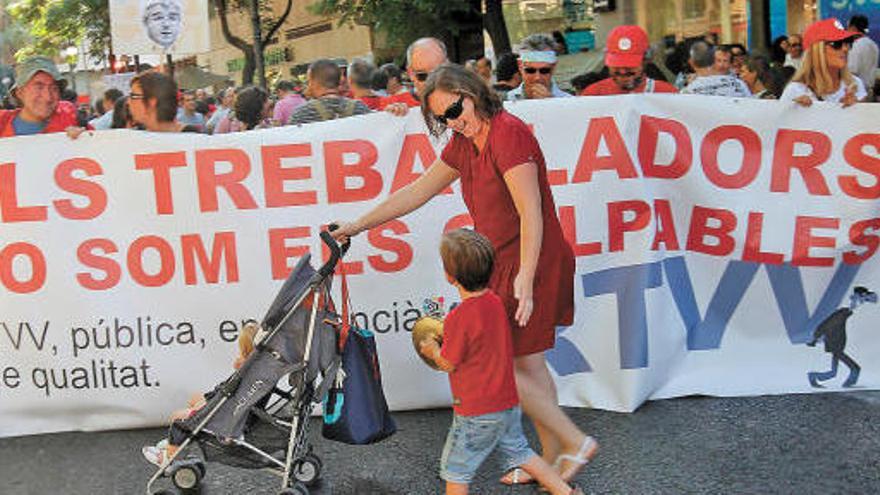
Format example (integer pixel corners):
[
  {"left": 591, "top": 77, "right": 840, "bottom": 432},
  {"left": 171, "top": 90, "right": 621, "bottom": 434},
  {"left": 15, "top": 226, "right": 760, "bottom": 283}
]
[
  {"left": 765, "top": 262, "right": 861, "bottom": 343},
  {"left": 664, "top": 257, "right": 759, "bottom": 350},
  {"left": 546, "top": 326, "right": 592, "bottom": 376},
  {"left": 582, "top": 262, "right": 662, "bottom": 369}
]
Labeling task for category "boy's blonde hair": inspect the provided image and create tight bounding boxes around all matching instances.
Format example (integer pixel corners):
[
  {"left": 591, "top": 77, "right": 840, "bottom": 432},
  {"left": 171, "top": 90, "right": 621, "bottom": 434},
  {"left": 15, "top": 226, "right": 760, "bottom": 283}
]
[
  {"left": 238, "top": 322, "right": 259, "bottom": 358},
  {"left": 791, "top": 42, "right": 856, "bottom": 98},
  {"left": 440, "top": 229, "right": 495, "bottom": 291}
]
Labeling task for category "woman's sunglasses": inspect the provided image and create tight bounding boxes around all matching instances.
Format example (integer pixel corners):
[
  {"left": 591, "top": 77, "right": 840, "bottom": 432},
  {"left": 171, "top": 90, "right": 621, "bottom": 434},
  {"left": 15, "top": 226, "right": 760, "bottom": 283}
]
[
  {"left": 827, "top": 39, "right": 853, "bottom": 50},
  {"left": 523, "top": 67, "right": 553, "bottom": 75},
  {"left": 435, "top": 94, "right": 465, "bottom": 125}
]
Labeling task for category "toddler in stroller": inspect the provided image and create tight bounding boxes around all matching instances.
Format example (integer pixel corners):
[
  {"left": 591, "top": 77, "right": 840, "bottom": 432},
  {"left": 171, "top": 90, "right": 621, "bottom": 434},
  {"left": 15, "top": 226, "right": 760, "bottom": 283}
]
[
  {"left": 142, "top": 321, "right": 259, "bottom": 467},
  {"left": 145, "top": 231, "right": 347, "bottom": 495}
]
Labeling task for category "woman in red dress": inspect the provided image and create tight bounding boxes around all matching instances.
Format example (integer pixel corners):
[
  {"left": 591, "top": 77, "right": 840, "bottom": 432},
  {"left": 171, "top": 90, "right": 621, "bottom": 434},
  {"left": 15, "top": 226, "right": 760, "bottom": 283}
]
[{"left": 332, "top": 64, "right": 596, "bottom": 485}]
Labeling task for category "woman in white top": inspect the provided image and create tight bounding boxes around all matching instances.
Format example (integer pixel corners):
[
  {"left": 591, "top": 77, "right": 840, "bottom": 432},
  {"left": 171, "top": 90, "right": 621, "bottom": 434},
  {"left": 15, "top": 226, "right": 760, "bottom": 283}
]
[{"left": 781, "top": 18, "right": 867, "bottom": 107}]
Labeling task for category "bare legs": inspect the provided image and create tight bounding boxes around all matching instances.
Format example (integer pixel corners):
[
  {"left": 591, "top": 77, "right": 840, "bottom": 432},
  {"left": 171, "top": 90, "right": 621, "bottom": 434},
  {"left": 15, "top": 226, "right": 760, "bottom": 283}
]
[{"left": 515, "top": 352, "right": 596, "bottom": 481}]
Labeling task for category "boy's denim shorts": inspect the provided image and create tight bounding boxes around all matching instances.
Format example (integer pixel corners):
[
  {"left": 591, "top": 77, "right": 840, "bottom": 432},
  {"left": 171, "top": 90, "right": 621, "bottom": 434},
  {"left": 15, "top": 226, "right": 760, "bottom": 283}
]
[{"left": 439, "top": 406, "right": 535, "bottom": 484}]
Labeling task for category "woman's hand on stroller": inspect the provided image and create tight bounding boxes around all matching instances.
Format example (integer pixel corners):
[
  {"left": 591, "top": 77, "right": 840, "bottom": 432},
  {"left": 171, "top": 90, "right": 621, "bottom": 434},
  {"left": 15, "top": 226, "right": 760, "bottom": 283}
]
[{"left": 328, "top": 221, "right": 362, "bottom": 244}]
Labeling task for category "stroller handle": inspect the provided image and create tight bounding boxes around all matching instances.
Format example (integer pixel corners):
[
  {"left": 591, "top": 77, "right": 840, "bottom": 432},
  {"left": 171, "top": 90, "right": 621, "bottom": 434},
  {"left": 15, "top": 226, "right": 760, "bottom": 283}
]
[{"left": 319, "top": 224, "right": 350, "bottom": 277}]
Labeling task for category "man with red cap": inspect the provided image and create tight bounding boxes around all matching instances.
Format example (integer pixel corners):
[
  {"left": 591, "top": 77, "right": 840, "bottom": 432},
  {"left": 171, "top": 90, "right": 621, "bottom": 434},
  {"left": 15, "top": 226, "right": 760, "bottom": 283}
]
[{"left": 581, "top": 25, "right": 677, "bottom": 96}]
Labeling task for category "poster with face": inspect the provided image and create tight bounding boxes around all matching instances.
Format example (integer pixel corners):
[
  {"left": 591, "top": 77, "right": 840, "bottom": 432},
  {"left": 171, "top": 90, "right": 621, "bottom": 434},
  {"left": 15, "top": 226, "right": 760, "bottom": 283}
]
[{"left": 110, "top": 0, "right": 209, "bottom": 55}]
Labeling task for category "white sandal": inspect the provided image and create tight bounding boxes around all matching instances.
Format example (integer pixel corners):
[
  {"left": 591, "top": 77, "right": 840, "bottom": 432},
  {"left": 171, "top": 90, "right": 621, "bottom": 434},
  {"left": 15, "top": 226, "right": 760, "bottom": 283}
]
[
  {"left": 555, "top": 436, "right": 599, "bottom": 482},
  {"left": 499, "top": 466, "right": 535, "bottom": 485}
]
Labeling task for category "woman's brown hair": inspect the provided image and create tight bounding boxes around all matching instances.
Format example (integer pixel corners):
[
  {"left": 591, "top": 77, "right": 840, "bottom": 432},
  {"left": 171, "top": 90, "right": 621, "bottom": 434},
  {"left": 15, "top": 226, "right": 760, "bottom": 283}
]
[{"left": 421, "top": 64, "right": 503, "bottom": 137}]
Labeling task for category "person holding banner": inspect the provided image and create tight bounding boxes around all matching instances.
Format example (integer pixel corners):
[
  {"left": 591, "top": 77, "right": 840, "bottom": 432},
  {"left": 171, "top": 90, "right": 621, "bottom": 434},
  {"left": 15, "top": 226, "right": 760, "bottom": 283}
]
[
  {"left": 0, "top": 57, "right": 81, "bottom": 138},
  {"left": 331, "top": 64, "right": 596, "bottom": 487},
  {"left": 580, "top": 25, "right": 678, "bottom": 96},
  {"left": 781, "top": 18, "right": 867, "bottom": 107},
  {"left": 507, "top": 34, "right": 572, "bottom": 100},
  {"left": 128, "top": 71, "right": 200, "bottom": 133}
]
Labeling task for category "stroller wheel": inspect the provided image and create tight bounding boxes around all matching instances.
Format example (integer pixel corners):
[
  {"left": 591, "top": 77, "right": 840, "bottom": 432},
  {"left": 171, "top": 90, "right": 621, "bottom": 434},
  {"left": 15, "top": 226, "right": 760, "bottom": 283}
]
[
  {"left": 279, "top": 481, "right": 309, "bottom": 495},
  {"left": 170, "top": 461, "right": 202, "bottom": 490},
  {"left": 193, "top": 459, "right": 206, "bottom": 479},
  {"left": 293, "top": 453, "right": 322, "bottom": 486}
]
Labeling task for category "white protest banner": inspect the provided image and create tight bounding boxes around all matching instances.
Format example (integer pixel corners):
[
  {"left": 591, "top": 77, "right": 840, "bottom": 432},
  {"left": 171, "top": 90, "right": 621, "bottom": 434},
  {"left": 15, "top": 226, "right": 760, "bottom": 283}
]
[{"left": 1, "top": 95, "right": 878, "bottom": 438}]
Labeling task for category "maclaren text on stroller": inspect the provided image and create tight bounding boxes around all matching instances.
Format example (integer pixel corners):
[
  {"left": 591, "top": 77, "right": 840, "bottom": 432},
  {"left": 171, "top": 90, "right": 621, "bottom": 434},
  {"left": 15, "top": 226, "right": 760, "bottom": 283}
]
[{"left": 147, "top": 230, "right": 350, "bottom": 495}]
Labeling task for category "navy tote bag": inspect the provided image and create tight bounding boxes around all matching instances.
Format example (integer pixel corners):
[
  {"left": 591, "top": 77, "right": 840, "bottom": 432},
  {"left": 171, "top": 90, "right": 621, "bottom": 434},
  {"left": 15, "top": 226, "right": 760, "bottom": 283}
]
[{"left": 322, "top": 269, "right": 396, "bottom": 445}]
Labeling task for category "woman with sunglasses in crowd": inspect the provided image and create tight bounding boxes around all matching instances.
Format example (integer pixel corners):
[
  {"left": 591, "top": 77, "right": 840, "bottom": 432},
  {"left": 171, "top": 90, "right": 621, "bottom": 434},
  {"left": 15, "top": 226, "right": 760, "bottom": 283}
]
[
  {"left": 781, "top": 18, "right": 867, "bottom": 107},
  {"left": 331, "top": 64, "right": 597, "bottom": 488}
]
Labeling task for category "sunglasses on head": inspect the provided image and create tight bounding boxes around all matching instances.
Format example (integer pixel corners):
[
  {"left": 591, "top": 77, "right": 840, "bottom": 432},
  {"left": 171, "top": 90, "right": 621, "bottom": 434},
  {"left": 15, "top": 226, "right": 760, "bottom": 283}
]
[
  {"left": 524, "top": 67, "right": 553, "bottom": 75},
  {"left": 413, "top": 71, "right": 430, "bottom": 82},
  {"left": 827, "top": 39, "right": 853, "bottom": 50},
  {"left": 435, "top": 94, "right": 465, "bottom": 125}
]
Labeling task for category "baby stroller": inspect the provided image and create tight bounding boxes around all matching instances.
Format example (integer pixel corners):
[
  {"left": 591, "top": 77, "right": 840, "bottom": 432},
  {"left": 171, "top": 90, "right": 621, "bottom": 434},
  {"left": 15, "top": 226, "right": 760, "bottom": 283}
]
[{"left": 146, "top": 231, "right": 348, "bottom": 495}]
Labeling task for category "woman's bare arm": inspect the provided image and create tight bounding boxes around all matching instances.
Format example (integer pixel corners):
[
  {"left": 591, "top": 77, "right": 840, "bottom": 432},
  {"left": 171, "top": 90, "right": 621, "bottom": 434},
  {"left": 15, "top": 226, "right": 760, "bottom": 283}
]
[{"left": 333, "top": 159, "right": 459, "bottom": 239}]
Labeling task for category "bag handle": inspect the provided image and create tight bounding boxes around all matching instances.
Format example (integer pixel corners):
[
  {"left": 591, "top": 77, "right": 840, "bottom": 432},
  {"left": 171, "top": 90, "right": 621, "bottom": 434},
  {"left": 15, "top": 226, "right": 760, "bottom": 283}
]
[{"left": 338, "top": 258, "right": 354, "bottom": 350}]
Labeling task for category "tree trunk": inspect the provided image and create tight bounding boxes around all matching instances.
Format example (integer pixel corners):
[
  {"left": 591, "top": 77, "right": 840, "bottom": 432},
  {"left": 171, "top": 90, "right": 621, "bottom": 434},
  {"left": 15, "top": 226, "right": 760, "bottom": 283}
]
[
  {"left": 242, "top": 51, "right": 256, "bottom": 85},
  {"left": 748, "top": 0, "right": 770, "bottom": 53},
  {"left": 483, "top": 0, "right": 510, "bottom": 54},
  {"left": 249, "top": 0, "right": 266, "bottom": 89},
  {"left": 215, "top": 0, "right": 255, "bottom": 84}
]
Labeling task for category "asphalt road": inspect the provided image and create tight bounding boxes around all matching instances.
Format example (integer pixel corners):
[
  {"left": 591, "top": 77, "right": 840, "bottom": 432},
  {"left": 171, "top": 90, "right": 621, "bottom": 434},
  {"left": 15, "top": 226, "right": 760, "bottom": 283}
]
[{"left": 2, "top": 391, "right": 879, "bottom": 494}]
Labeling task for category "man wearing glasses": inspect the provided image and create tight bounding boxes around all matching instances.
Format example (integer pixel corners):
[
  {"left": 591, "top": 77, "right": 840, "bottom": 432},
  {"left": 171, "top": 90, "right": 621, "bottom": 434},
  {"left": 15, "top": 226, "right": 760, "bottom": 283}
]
[
  {"left": 381, "top": 37, "right": 448, "bottom": 114},
  {"left": 507, "top": 33, "right": 571, "bottom": 100},
  {"left": 784, "top": 34, "right": 804, "bottom": 71},
  {"left": 581, "top": 26, "right": 677, "bottom": 96},
  {"left": 0, "top": 57, "right": 80, "bottom": 137}
]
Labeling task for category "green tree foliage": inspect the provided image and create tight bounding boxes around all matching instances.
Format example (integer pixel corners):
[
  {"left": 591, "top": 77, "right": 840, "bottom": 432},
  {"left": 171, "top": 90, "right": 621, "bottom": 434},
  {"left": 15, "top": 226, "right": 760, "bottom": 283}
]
[
  {"left": 311, "top": 0, "right": 510, "bottom": 60},
  {"left": 312, "top": 0, "right": 472, "bottom": 44},
  {"left": 7, "top": 0, "right": 110, "bottom": 62}
]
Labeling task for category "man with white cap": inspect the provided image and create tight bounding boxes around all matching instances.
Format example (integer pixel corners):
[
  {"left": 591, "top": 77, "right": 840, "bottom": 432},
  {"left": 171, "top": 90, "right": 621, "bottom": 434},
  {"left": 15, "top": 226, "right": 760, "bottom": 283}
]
[
  {"left": 507, "top": 33, "right": 571, "bottom": 100},
  {"left": 0, "top": 56, "right": 80, "bottom": 137},
  {"left": 582, "top": 25, "right": 677, "bottom": 96}
]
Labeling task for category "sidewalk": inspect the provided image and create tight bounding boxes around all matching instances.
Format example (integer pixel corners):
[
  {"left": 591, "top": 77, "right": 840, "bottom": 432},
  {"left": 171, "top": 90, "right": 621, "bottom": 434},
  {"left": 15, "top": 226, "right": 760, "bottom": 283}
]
[{"left": 1, "top": 391, "right": 878, "bottom": 494}]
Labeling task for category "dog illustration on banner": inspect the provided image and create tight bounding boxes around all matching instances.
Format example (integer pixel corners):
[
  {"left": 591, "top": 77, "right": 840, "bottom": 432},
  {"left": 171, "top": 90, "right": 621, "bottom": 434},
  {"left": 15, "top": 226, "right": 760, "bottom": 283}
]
[{"left": 807, "top": 286, "right": 877, "bottom": 388}]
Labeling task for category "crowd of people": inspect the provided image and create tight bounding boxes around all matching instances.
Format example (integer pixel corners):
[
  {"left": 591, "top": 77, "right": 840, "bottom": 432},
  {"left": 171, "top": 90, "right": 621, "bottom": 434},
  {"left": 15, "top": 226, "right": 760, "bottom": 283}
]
[
  {"left": 1, "top": 15, "right": 876, "bottom": 139},
  {"left": 1, "top": 13, "right": 877, "bottom": 495}
]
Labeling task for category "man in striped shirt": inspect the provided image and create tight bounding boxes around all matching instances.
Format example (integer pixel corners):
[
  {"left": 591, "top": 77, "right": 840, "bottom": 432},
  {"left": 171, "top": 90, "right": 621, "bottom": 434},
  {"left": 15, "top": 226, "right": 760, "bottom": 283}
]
[{"left": 287, "top": 59, "right": 371, "bottom": 126}]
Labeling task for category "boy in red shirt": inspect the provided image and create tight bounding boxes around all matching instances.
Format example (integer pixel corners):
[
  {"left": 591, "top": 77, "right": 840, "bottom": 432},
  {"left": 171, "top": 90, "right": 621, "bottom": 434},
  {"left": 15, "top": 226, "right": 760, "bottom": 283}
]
[{"left": 420, "top": 228, "right": 583, "bottom": 495}]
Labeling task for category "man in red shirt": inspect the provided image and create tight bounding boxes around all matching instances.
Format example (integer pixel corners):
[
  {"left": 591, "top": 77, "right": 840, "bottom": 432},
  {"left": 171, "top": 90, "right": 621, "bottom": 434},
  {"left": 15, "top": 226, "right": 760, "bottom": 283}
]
[
  {"left": 0, "top": 57, "right": 80, "bottom": 137},
  {"left": 348, "top": 58, "right": 383, "bottom": 110},
  {"left": 380, "top": 37, "right": 448, "bottom": 114},
  {"left": 581, "top": 25, "right": 677, "bottom": 96}
]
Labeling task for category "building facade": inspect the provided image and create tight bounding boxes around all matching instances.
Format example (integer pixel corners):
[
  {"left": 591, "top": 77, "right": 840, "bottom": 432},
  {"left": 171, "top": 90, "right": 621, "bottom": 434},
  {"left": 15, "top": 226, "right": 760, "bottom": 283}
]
[{"left": 197, "top": 0, "right": 377, "bottom": 85}]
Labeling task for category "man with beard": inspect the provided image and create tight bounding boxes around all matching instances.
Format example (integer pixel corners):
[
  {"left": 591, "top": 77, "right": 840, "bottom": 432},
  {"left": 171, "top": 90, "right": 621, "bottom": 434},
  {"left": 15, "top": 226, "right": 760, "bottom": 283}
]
[{"left": 581, "top": 26, "right": 677, "bottom": 96}]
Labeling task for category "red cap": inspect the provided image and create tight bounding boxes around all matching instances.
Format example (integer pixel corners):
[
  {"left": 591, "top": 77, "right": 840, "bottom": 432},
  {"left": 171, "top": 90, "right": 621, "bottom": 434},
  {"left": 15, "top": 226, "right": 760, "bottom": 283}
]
[
  {"left": 803, "top": 18, "right": 856, "bottom": 50},
  {"left": 605, "top": 25, "right": 649, "bottom": 68}
]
